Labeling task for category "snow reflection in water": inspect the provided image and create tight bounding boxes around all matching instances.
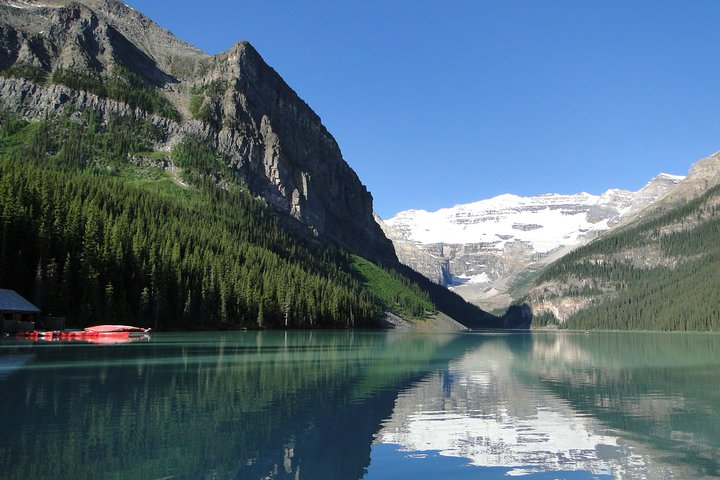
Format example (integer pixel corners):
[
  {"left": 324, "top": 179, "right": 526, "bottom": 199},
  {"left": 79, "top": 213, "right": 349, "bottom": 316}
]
[{"left": 370, "top": 335, "right": 701, "bottom": 479}]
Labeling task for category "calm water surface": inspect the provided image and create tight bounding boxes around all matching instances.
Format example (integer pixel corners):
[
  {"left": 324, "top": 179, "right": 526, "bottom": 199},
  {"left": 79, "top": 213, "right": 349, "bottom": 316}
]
[{"left": 0, "top": 330, "right": 719, "bottom": 479}]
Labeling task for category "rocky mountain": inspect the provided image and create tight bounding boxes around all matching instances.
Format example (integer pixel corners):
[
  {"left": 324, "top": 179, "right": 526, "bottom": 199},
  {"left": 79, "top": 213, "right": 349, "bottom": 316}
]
[
  {"left": 0, "top": 0, "right": 510, "bottom": 329},
  {"left": 383, "top": 173, "right": 683, "bottom": 310},
  {"left": 0, "top": 0, "right": 394, "bottom": 263},
  {"left": 524, "top": 151, "right": 720, "bottom": 330},
  {"left": 646, "top": 151, "right": 720, "bottom": 208}
]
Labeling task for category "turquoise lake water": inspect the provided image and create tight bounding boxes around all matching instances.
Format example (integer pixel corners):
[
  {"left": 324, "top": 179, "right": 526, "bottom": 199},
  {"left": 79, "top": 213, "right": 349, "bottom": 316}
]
[{"left": 0, "top": 330, "right": 718, "bottom": 479}]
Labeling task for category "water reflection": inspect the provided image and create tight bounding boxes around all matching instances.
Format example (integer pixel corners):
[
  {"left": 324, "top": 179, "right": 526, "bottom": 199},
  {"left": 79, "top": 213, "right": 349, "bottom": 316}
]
[
  {"left": 527, "top": 332, "right": 720, "bottom": 478},
  {"left": 0, "top": 331, "right": 460, "bottom": 480},
  {"left": 371, "top": 332, "right": 720, "bottom": 479},
  {"left": 0, "top": 331, "right": 718, "bottom": 479}
]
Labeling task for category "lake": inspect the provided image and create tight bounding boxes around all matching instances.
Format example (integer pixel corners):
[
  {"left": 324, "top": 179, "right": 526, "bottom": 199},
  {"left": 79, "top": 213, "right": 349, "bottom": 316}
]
[{"left": 0, "top": 330, "right": 718, "bottom": 479}]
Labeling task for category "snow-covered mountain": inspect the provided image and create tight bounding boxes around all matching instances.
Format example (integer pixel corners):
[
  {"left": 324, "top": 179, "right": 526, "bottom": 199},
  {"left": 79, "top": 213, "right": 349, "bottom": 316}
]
[{"left": 381, "top": 173, "right": 684, "bottom": 310}]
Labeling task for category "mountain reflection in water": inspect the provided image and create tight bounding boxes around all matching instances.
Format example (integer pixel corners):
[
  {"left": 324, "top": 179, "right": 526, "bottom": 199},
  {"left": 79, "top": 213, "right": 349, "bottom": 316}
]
[{"left": 0, "top": 331, "right": 718, "bottom": 479}]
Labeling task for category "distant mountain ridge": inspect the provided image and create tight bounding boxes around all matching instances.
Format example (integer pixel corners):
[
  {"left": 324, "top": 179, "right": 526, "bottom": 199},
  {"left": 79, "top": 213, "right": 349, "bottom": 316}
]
[{"left": 382, "top": 173, "right": 684, "bottom": 310}]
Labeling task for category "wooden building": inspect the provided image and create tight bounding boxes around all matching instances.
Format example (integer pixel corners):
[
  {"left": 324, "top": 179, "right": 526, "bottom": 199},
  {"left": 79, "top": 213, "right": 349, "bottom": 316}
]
[{"left": 0, "top": 289, "right": 40, "bottom": 332}]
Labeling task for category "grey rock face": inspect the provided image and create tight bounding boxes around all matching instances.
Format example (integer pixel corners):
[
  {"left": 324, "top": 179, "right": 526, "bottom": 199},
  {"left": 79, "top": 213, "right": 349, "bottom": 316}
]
[
  {"left": 376, "top": 215, "right": 447, "bottom": 284},
  {"left": 0, "top": 0, "right": 205, "bottom": 77},
  {"left": 199, "top": 42, "right": 393, "bottom": 260},
  {"left": 0, "top": 0, "right": 396, "bottom": 262}
]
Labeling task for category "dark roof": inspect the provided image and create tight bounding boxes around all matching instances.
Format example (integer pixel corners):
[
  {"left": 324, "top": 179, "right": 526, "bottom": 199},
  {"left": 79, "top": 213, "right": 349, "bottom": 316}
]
[{"left": 0, "top": 289, "right": 40, "bottom": 313}]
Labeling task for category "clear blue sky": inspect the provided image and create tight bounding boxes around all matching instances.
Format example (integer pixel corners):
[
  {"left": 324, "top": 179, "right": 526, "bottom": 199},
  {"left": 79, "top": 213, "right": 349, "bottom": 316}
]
[{"left": 126, "top": 0, "right": 720, "bottom": 218}]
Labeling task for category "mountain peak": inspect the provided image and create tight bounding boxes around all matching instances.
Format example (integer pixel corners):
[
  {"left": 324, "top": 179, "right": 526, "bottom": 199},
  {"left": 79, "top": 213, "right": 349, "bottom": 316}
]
[
  {"left": 219, "top": 39, "right": 268, "bottom": 73},
  {"left": 383, "top": 170, "right": 684, "bottom": 309},
  {"left": 225, "top": 40, "right": 256, "bottom": 56},
  {"left": 635, "top": 173, "right": 685, "bottom": 196},
  {"left": 0, "top": 0, "right": 397, "bottom": 263},
  {"left": 687, "top": 150, "right": 720, "bottom": 179},
  {"left": 643, "top": 152, "right": 720, "bottom": 210}
]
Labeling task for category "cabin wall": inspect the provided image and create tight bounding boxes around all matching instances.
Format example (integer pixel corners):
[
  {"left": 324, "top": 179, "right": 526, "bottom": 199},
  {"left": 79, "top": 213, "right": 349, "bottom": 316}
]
[{"left": 1, "top": 312, "right": 39, "bottom": 332}]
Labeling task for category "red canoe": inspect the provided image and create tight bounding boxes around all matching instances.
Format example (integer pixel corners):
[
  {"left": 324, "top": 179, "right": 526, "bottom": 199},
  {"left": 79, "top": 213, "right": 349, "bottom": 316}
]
[
  {"left": 83, "top": 325, "right": 151, "bottom": 333},
  {"left": 16, "top": 325, "right": 151, "bottom": 342}
]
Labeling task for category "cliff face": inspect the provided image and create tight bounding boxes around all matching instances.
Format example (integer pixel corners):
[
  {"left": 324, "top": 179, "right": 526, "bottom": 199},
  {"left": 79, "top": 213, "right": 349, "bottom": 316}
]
[
  {"left": 0, "top": 0, "right": 396, "bottom": 263},
  {"left": 195, "top": 41, "right": 394, "bottom": 260}
]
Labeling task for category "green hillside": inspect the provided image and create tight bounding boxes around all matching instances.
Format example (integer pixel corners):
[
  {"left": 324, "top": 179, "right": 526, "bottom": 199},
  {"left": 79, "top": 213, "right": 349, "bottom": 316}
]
[
  {"left": 351, "top": 255, "right": 436, "bottom": 320},
  {"left": 0, "top": 109, "right": 445, "bottom": 329},
  {"left": 527, "top": 184, "right": 720, "bottom": 330}
]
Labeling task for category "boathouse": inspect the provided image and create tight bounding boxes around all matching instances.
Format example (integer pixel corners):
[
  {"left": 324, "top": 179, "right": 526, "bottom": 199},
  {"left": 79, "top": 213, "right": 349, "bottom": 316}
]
[{"left": 0, "top": 289, "right": 40, "bottom": 332}]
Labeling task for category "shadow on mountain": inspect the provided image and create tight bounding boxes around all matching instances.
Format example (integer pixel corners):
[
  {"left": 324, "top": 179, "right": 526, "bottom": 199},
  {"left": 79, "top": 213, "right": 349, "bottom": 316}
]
[{"left": 501, "top": 303, "right": 533, "bottom": 329}]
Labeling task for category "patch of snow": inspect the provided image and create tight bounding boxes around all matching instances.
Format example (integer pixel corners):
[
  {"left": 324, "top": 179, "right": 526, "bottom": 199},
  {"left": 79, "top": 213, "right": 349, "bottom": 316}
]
[
  {"left": 657, "top": 173, "right": 686, "bottom": 181},
  {"left": 7, "top": 1, "right": 48, "bottom": 7},
  {"left": 452, "top": 273, "right": 491, "bottom": 285}
]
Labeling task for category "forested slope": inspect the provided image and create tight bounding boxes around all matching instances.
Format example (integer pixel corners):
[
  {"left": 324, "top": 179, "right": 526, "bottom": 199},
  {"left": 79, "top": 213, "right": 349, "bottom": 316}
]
[
  {"left": 525, "top": 181, "right": 720, "bottom": 330},
  {"left": 0, "top": 110, "right": 445, "bottom": 329}
]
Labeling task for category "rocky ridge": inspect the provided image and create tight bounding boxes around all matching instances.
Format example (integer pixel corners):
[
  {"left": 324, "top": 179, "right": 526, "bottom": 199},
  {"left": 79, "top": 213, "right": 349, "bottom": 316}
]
[
  {"left": 648, "top": 151, "right": 720, "bottom": 209},
  {"left": 0, "top": 0, "right": 396, "bottom": 262},
  {"left": 383, "top": 173, "right": 684, "bottom": 310}
]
